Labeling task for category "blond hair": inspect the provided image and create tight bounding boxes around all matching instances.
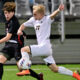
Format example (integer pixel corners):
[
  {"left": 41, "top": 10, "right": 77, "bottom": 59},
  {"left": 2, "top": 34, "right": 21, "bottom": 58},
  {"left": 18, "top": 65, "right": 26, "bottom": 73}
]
[
  {"left": 33, "top": 4, "right": 45, "bottom": 15},
  {"left": 3, "top": 2, "right": 16, "bottom": 12}
]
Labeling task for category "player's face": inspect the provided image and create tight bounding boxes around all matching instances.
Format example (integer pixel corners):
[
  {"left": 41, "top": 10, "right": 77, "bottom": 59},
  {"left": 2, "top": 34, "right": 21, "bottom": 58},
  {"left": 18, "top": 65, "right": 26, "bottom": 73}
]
[
  {"left": 4, "top": 11, "right": 14, "bottom": 21},
  {"left": 33, "top": 10, "right": 43, "bottom": 20}
]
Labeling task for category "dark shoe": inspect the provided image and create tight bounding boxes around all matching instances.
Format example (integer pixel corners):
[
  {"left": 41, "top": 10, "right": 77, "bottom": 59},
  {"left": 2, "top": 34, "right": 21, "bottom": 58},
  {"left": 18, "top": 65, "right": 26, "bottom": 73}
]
[{"left": 38, "top": 73, "right": 43, "bottom": 80}]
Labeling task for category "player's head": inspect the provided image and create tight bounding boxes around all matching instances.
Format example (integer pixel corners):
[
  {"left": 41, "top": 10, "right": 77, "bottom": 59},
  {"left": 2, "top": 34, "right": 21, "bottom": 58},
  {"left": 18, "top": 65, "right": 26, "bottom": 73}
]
[
  {"left": 3, "top": 2, "right": 16, "bottom": 21},
  {"left": 33, "top": 4, "right": 45, "bottom": 20}
]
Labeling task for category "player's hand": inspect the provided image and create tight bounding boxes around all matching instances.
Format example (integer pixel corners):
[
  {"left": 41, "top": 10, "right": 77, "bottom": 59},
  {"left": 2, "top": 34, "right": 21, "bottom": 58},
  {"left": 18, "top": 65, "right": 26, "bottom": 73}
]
[
  {"left": 58, "top": 4, "right": 64, "bottom": 11},
  {"left": 17, "top": 30, "right": 23, "bottom": 35}
]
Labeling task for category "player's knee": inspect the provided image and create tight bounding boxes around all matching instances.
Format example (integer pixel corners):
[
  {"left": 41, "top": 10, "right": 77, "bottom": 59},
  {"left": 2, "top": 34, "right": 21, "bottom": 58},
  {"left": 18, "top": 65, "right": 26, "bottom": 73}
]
[
  {"left": 50, "top": 66, "right": 58, "bottom": 72},
  {"left": 21, "top": 48, "right": 24, "bottom": 52},
  {"left": 21, "top": 46, "right": 30, "bottom": 53},
  {"left": 52, "top": 68, "right": 58, "bottom": 72},
  {"left": 49, "top": 64, "right": 58, "bottom": 72},
  {"left": 21, "top": 47, "right": 26, "bottom": 52},
  {"left": 0, "top": 55, "right": 7, "bottom": 63}
]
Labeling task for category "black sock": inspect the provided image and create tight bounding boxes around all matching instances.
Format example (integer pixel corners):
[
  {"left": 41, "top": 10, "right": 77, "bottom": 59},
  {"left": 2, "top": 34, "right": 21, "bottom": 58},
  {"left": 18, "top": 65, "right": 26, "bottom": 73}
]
[
  {"left": 0, "top": 63, "right": 3, "bottom": 80},
  {"left": 29, "top": 69, "right": 40, "bottom": 80}
]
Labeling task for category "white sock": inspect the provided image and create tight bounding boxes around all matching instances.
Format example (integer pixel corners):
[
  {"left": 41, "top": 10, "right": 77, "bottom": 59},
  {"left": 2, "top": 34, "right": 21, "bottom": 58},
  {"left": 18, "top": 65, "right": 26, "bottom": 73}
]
[
  {"left": 58, "top": 66, "right": 73, "bottom": 76},
  {"left": 21, "top": 52, "right": 30, "bottom": 59}
]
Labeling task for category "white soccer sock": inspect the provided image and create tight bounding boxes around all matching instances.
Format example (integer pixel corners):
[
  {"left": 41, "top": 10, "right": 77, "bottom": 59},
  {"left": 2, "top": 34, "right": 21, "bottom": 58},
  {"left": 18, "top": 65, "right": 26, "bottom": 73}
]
[
  {"left": 21, "top": 52, "right": 30, "bottom": 59},
  {"left": 58, "top": 66, "right": 73, "bottom": 76}
]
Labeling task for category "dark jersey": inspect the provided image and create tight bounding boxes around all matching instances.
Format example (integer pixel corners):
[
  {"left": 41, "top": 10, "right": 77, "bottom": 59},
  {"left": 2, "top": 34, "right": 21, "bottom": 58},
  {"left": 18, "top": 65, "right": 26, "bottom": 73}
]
[
  {"left": 0, "top": 15, "right": 25, "bottom": 61},
  {"left": 5, "top": 15, "right": 24, "bottom": 45}
]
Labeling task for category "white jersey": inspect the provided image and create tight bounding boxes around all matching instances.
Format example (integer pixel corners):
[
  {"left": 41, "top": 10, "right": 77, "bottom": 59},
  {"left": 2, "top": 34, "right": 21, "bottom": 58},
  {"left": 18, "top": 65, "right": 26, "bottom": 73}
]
[{"left": 23, "top": 15, "right": 54, "bottom": 45}]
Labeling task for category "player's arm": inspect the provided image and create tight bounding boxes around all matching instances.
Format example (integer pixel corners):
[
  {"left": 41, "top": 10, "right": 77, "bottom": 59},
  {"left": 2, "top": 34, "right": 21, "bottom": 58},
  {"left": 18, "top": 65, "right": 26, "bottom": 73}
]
[
  {"left": 17, "top": 24, "right": 26, "bottom": 35},
  {"left": 17, "top": 17, "right": 34, "bottom": 36},
  {"left": 50, "top": 4, "right": 64, "bottom": 20},
  {"left": 0, "top": 33, "right": 12, "bottom": 44},
  {"left": 22, "top": 31, "right": 27, "bottom": 39}
]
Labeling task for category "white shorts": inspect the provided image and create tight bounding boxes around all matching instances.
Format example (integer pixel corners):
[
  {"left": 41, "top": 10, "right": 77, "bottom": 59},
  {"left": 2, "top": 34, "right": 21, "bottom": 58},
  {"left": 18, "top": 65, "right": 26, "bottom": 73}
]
[
  {"left": 30, "top": 43, "right": 56, "bottom": 64},
  {"left": 43, "top": 55, "right": 56, "bottom": 64}
]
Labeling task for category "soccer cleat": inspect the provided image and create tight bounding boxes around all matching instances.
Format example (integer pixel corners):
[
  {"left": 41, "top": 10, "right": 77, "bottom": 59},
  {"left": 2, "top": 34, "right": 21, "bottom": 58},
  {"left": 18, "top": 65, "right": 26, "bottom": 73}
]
[
  {"left": 16, "top": 69, "right": 30, "bottom": 76},
  {"left": 38, "top": 73, "right": 44, "bottom": 80},
  {"left": 73, "top": 72, "right": 80, "bottom": 80}
]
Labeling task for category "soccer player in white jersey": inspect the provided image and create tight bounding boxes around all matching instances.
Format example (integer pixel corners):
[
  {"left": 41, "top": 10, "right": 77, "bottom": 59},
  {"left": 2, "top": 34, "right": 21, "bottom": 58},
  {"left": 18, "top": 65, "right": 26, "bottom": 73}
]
[{"left": 17, "top": 4, "right": 80, "bottom": 80}]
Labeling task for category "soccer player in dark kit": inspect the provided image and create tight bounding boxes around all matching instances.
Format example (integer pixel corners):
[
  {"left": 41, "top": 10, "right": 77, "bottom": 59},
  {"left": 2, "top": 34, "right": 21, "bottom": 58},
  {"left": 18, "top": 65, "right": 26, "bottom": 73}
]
[{"left": 0, "top": 2, "right": 43, "bottom": 80}]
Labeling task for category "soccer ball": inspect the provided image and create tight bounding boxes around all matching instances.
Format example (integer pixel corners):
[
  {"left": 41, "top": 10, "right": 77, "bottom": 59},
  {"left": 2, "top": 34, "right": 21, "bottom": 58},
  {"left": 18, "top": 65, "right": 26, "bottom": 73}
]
[{"left": 18, "top": 57, "right": 31, "bottom": 69}]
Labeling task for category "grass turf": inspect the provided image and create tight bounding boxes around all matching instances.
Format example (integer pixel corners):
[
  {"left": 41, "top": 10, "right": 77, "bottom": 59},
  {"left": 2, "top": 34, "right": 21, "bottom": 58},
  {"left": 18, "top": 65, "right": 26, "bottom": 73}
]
[{"left": 2, "top": 64, "right": 80, "bottom": 80}]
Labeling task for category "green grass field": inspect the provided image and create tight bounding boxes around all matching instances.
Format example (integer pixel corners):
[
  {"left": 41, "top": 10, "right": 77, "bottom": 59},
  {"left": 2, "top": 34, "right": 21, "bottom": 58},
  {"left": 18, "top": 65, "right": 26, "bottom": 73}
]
[{"left": 2, "top": 64, "right": 80, "bottom": 80}]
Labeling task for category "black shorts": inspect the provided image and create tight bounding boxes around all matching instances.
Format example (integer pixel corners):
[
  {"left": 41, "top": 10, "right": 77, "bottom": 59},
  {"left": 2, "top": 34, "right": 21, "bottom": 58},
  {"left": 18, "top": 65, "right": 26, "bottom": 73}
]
[{"left": 0, "top": 42, "right": 23, "bottom": 61}]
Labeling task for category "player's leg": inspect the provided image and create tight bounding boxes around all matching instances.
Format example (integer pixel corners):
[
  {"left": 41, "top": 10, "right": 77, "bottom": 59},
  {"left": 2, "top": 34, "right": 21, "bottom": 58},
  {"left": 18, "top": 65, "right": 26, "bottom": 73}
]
[
  {"left": 16, "top": 45, "right": 43, "bottom": 80},
  {"left": 29, "top": 69, "right": 43, "bottom": 80},
  {"left": 16, "top": 65, "right": 43, "bottom": 80},
  {"left": 16, "top": 62, "right": 43, "bottom": 80},
  {"left": 21, "top": 46, "right": 30, "bottom": 59},
  {"left": 0, "top": 43, "right": 11, "bottom": 80},
  {"left": 20, "top": 44, "right": 52, "bottom": 59},
  {"left": 49, "top": 64, "right": 80, "bottom": 80},
  {"left": 49, "top": 64, "right": 73, "bottom": 75},
  {"left": 0, "top": 54, "right": 7, "bottom": 80},
  {"left": 16, "top": 67, "right": 43, "bottom": 80},
  {"left": 14, "top": 44, "right": 30, "bottom": 75},
  {"left": 16, "top": 46, "right": 31, "bottom": 75},
  {"left": 44, "top": 55, "right": 80, "bottom": 80},
  {"left": 0, "top": 43, "right": 17, "bottom": 80}
]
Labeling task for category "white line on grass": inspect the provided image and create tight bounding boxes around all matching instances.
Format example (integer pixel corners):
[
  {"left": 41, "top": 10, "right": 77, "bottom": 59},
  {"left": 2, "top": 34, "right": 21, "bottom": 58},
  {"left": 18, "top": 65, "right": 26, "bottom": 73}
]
[{"left": 4, "top": 68, "right": 80, "bottom": 71}]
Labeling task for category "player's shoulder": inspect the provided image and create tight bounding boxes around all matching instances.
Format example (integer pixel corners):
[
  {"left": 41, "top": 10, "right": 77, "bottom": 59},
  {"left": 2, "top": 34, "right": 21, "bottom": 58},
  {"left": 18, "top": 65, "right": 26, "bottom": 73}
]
[
  {"left": 29, "top": 17, "right": 35, "bottom": 21},
  {"left": 46, "top": 15, "right": 51, "bottom": 19},
  {"left": 10, "top": 15, "right": 19, "bottom": 24},
  {"left": 45, "top": 15, "right": 54, "bottom": 23}
]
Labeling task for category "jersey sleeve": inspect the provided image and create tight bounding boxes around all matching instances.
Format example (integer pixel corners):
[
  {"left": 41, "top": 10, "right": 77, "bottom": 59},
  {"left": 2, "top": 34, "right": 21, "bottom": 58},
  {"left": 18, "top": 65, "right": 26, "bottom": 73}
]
[
  {"left": 23, "top": 17, "right": 34, "bottom": 27},
  {"left": 47, "top": 15, "right": 54, "bottom": 24}
]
